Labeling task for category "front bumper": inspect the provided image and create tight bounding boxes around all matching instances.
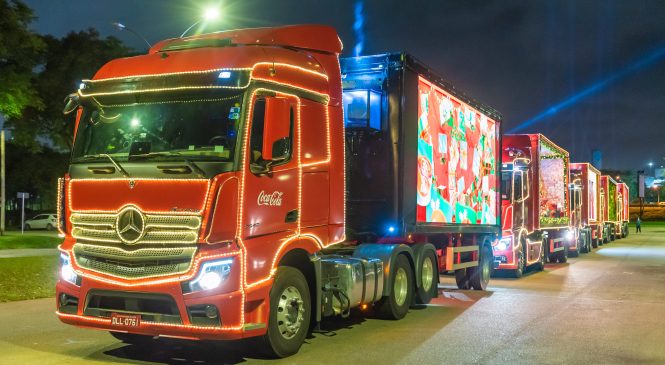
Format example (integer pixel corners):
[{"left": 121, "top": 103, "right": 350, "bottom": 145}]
[{"left": 56, "top": 252, "right": 271, "bottom": 340}]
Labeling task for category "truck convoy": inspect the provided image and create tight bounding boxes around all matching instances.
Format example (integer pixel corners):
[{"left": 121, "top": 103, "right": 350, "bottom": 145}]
[
  {"left": 569, "top": 163, "right": 602, "bottom": 251},
  {"left": 55, "top": 25, "right": 502, "bottom": 357},
  {"left": 493, "top": 134, "right": 572, "bottom": 277}
]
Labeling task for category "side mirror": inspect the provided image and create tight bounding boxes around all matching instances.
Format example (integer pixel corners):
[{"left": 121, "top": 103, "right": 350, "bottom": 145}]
[
  {"left": 271, "top": 137, "right": 291, "bottom": 162},
  {"left": 63, "top": 93, "right": 80, "bottom": 115},
  {"left": 262, "top": 97, "right": 291, "bottom": 160}
]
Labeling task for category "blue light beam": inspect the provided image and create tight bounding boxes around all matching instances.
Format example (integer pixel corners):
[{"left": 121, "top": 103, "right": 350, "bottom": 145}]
[
  {"left": 353, "top": 1, "right": 365, "bottom": 57},
  {"left": 509, "top": 44, "right": 665, "bottom": 133}
]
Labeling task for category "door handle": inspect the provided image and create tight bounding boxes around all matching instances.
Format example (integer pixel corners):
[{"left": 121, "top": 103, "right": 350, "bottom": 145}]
[{"left": 285, "top": 210, "right": 299, "bottom": 223}]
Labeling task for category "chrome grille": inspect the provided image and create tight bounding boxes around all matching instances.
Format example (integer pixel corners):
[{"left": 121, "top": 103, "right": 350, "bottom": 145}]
[
  {"left": 73, "top": 243, "right": 196, "bottom": 279},
  {"left": 70, "top": 211, "right": 201, "bottom": 245}
]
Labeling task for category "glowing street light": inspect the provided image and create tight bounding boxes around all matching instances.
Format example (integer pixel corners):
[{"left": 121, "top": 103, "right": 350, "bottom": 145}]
[{"left": 180, "top": 6, "right": 222, "bottom": 38}]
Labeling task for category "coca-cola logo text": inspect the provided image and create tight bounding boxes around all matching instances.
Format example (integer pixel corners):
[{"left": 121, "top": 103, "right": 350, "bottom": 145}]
[{"left": 257, "top": 190, "right": 284, "bottom": 206}]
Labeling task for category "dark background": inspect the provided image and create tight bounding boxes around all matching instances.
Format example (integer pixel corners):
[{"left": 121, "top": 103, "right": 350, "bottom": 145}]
[{"left": 21, "top": 0, "right": 665, "bottom": 169}]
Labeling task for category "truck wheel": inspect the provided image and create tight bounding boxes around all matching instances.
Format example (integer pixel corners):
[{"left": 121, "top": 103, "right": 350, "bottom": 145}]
[
  {"left": 415, "top": 250, "right": 438, "bottom": 304},
  {"left": 257, "top": 266, "right": 311, "bottom": 358},
  {"left": 376, "top": 254, "right": 413, "bottom": 319},
  {"left": 558, "top": 246, "right": 568, "bottom": 263},
  {"left": 109, "top": 332, "right": 154, "bottom": 345},
  {"left": 468, "top": 245, "right": 491, "bottom": 290},
  {"left": 513, "top": 246, "right": 525, "bottom": 278},
  {"left": 592, "top": 235, "right": 598, "bottom": 248},
  {"left": 455, "top": 269, "right": 470, "bottom": 290}
]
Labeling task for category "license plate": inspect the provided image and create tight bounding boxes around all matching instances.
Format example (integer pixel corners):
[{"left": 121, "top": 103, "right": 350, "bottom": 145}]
[{"left": 110, "top": 313, "right": 141, "bottom": 327}]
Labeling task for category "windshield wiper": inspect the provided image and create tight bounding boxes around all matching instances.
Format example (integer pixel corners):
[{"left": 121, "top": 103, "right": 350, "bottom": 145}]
[
  {"left": 74, "top": 154, "right": 130, "bottom": 178},
  {"left": 131, "top": 151, "right": 206, "bottom": 178}
]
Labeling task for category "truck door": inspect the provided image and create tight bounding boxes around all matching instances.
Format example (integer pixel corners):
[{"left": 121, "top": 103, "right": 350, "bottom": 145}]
[{"left": 241, "top": 94, "right": 300, "bottom": 283}]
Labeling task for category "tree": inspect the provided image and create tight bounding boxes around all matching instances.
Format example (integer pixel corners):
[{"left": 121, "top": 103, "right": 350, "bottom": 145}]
[
  {"left": 6, "top": 29, "right": 132, "bottom": 150},
  {"left": 0, "top": 0, "right": 45, "bottom": 119}
]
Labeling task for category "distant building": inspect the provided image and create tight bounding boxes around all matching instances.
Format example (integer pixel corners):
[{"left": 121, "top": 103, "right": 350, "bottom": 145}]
[{"left": 592, "top": 150, "right": 602, "bottom": 169}]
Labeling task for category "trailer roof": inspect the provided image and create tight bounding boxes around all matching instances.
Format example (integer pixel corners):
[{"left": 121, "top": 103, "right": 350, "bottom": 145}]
[{"left": 340, "top": 52, "right": 503, "bottom": 121}]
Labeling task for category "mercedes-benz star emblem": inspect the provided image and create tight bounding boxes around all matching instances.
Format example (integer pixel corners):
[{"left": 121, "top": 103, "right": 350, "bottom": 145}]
[{"left": 116, "top": 206, "right": 145, "bottom": 244}]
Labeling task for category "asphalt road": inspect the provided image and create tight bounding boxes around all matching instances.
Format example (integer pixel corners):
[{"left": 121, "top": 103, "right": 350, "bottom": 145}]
[{"left": 1, "top": 229, "right": 664, "bottom": 364}]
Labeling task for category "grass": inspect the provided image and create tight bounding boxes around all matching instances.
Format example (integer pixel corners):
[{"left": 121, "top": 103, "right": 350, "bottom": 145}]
[
  {"left": 0, "top": 255, "right": 58, "bottom": 302},
  {"left": 0, "top": 231, "right": 63, "bottom": 249}
]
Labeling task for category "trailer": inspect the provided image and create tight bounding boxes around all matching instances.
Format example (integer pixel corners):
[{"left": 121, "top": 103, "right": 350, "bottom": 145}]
[
  {"left": 569, "top": 163, "right": 602, "bottom": 251},
  {"left": 494, "top": 134, "right": 572, "bottom": 274},
  {"left": 617, "top": 182, "right": 630, "bottom": 237},
  {"left": 600, "top": 175, "right": 620, "bottom": 242},
  {"left": 55, "top": 26, "right": 502, "bottom": 358}
]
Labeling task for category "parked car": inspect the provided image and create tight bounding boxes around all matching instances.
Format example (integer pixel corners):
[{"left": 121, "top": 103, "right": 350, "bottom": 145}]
[{"left": 24, "top": 214, "right": 57, "bottom": 231}]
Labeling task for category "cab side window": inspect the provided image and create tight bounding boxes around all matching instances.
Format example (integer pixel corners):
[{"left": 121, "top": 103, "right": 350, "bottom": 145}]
[{"left": 249, "top": 98, "right": 293, "bottom": 164}]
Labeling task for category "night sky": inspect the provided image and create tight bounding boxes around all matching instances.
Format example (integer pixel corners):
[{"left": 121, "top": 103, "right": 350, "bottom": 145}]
[{"left": 23, "top": 0, "right": 665, "bottom": 169}]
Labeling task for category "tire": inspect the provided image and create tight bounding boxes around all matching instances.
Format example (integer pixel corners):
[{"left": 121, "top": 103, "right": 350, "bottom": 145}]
[
  {"left": 468, "top": 245, "right": 492, "bottom": 290},
  {"left": 558, "top": 246, "right": 568, "bottom": 263},
  {"left": 109, "top": 331, "right": 154, "bottom": 345},
  {"left": 46, "top": 223, "right": 55, "bottom": 231},
  {"left": 24, "top": 224, "right": 31, "bottom": 231},
  {"left": 415, "top": 250, "right": 438, "bottom": 304},
  {"left": 592, "top": 235, "right": 598, "bottom": 248},
  {"left": 513, "top": 245, "right": 525, "bottom": 278},
  {"left": 455, "top": 269, "right": 470, "bottom": 290},
  {"left": 256, "top": 266, "right": 311, "bottom": 358},
  {"left": 376, "top": 254, "right": 414, "bottom": 320}
]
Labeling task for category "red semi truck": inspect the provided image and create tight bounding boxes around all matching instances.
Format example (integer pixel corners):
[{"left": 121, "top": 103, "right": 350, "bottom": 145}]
[
  {"left": 494, "top": 134, "right": 572, "bottom": 277},
  {"left": 600, "top": 175, "right": 621, "bottom": 242},
  {"left": 55, "top": 26, "right": 502, "bottom": 357},
  {"left": 617, "top": 182, "right": 630, "bottom": 237},
  {"left": 569, "top": 163, "right": 602, "bottom": 251}
]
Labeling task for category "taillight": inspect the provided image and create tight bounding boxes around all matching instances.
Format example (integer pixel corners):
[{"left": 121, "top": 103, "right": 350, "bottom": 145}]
[{"left": 57, "top": 178, "right": 66, "bottom": 234}]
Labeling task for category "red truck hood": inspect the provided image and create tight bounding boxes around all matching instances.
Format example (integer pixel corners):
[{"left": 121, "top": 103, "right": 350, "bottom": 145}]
[{"left": 68, "top": 178, "right": 211, "bottom": 213}]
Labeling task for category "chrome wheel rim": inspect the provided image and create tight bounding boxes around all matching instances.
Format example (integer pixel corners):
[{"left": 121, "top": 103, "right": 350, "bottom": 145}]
[
  {"left": 276, "top": 286, "right": 304, "bottom": 340},
  {"left": 422, "top": 257, "right": 434, "bottom": 292},
  {"left": 394, "top": 267, "right": 408, "bottom": 306}
]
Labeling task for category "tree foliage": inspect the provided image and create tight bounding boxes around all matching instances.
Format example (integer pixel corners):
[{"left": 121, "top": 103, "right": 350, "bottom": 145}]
[
  {"left": 0, "top": 0, "right": 45, "bottom": 118},
  {"left": 7, "top": 29, "right": 132, "bottom": 150}
]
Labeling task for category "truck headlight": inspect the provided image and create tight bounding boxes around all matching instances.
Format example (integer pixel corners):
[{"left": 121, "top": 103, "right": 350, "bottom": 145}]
[
  {"left": 565, "top": 230, "right": 575, "bottom": 241},
  {"left": 187, "top": 259, "right": 233, "bottom": 292},
  {"left": 495, "top": 237, "right": 512, "bottom": 251},
  {"left": 59, "top": 253, "right": 79, "bottom": 286}
]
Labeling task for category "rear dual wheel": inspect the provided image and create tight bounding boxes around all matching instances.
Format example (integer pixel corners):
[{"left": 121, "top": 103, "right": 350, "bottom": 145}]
[
  {"left": 376, "top": 254, "right": 414, "bottom": 319},
  {"left": 415, "top": 250, "right": 438, "bottom": 304}
]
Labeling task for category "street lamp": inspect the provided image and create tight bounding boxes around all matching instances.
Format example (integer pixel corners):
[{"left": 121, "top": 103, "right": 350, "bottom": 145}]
[
  {"left": 180, "top": 7, "right": 221, "bottom": 38},
  {"left": 111, "top": 22, "right": 152, "bottom": 49}
]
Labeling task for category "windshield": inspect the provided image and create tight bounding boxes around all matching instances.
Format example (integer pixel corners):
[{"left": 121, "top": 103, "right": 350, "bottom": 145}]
[{"left": 72, "top": 93, "right": 244, "bottom": 163}]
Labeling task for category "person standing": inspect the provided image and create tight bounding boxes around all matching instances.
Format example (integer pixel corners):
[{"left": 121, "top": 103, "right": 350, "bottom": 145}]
[{"left": 636, "top": 216, "right": 642, "bottom": 233}]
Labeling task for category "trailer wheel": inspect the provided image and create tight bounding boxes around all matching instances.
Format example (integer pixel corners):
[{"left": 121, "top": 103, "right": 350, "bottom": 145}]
[
  {"left": 257, "top": 266, "right": 311, "bottom": 358},
  {"left": 455, "top": 269, "right": 470, "bottom": 289},
  {"left": 376, "top": 254, "right": 413, "bottom": 319},
  {"left": 592, "top": 234, "right": 598, "bottom": 248},
  {"left": 468, "top": 245, "right": 492, "bottom": 290},
  {"left": 109, "top": 332, "right": 154, "bottom": 345},
  {"left": 513, "top": 245, "right": 525, "bottom": 278},
  {"left": 415, "top": 250, "right": 438, "bottom": 304}
]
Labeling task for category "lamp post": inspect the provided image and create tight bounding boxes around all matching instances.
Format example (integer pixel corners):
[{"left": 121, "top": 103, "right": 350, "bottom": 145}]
[
  {"left": 111, "top": 22, "right": 152, "bottom": 49},
  {"left": 180, "top": 7, "right": 221, "bottom": 38},
  {"left": 648, "top": 162, "right": 654, "bottom": 176}
]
